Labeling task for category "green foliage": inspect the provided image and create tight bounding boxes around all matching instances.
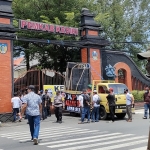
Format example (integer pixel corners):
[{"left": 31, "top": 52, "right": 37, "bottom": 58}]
[
  {"left": 12, "top": 0, "right": 150, "bottom": 73},
  {"left": 131, "top": 90, "right": 144, "bottom": 102}
]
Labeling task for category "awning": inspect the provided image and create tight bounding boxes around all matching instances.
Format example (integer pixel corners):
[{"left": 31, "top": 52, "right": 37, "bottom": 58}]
[{"left": 137, "top": 49, "right": 150, "bottom": 60}]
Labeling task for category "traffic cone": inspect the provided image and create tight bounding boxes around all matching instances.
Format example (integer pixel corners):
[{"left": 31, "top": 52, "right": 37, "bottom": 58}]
[{"left": 147, "top": 127, "right": 150, "bottom": 150}]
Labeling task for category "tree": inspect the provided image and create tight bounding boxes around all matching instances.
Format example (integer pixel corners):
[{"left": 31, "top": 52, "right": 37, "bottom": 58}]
[
  {"left": 12, "top": 0, "right": 150, "bottom": 73},
  {"left": 93, "top": 0, "right": 150, "bottom": 71},
  {"left": 12, "top": 0, "right": 84, "bottom": 72}
]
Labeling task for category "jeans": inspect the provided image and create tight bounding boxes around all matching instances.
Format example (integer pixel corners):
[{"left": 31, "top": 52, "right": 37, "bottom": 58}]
[
  {"left": 28, "top": 115, "right": 40, "bottom": 139},
  {"left": 13, "top": 108, "right": 19, "bottom": 122},
  {"left": 92, "top": 106, "right": 100, "bottom": 122},
  {"left": 144, "top": 103, "right": 150, "bottom": 118},
  {"left": 126, "top": 105, "right": 132, "bottom": 120},
  {"left": 109, "top": 106, "right": 115, "bottom": 122},
  {"left": 47, "top": 106, "right": 51, "bottom": 116},
  {"left": 81, "top": 106, "right": 90, "bottom": 122},
  {"left": 42, "top": 106, "right": 47, "bottom": 120}
]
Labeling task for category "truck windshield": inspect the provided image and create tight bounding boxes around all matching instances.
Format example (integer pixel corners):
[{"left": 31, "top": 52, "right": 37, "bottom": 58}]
[{"left": 108, "top": 84, "right": 128, "bottom": 95}]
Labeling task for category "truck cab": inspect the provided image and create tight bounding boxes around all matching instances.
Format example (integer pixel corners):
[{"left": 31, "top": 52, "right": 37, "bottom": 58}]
[{"left": 92, "top": 80, "right": 135, "bottom": 120}]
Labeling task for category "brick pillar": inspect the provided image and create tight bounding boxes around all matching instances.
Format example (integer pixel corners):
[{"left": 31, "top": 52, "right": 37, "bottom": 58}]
[
  {"left": 80, "top": 8, "right": 109, "bottom": 81},
  {"left": 0, "top": 0, "right": 15, "bottom": 121}
]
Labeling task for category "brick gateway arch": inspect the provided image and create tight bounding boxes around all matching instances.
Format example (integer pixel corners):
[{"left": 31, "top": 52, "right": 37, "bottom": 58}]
[{"left": 0, "top": 0, "right": 149, "bottom": 122}]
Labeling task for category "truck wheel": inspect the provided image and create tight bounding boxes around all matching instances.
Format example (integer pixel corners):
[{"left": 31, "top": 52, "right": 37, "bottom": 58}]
[
  {"left": 100, "top": 106, "right": 107, "bottom": 120},
  {"left": 70, "top": 112, "right": 77, "bottom": 117},
  {"left": 116, "top": 113, "right": 126, "bottom": 119}
]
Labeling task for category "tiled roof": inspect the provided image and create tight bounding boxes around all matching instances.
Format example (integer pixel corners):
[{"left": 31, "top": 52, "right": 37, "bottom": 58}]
[{"left": 14, "top": 57, "right": 24, "bottom": 66}]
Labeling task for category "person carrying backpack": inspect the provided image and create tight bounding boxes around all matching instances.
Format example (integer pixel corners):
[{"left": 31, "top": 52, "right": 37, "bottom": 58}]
[
  {"left": 91, "top": 90, "right": 100, "bottom": 122},
  {"left": 78, "top": 89, "right": 90, "bottom": 124}
]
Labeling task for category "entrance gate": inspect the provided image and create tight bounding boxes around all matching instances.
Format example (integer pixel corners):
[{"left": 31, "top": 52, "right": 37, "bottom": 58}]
[{"left": 0, "top": 1, "right": 148, "bottom": 122}]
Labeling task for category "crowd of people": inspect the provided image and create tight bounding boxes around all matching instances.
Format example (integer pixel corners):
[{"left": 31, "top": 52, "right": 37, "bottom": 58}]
[
  {"left": 10, "top": 84, "right": 139, "bottom": 145},
  {"left": 11, "top": 85, "right": 65, "bottom": 145},
  {"left": 78, "top": 88, "right": 134, "bottom": 124}
]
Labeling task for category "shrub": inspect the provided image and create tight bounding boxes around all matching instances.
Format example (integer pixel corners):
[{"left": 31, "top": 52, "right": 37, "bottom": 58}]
[{"left": 131, "top": 90, "right": 144, "bottom": 102}]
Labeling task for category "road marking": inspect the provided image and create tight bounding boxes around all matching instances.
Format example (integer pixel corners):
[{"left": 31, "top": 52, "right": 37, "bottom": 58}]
[
  {"left": 135, "top": 109, "right": 144, "bottom": 114},
  {"left": 93, "top": 139, "right": 146, "bottom": 150},
  {"left": 130, "top": 146, "right": 147, "bottom": 150},
  {"left": 39, "top": 132, "right": 119, "bottom": 146},
  {"left": 48, "top": 134, "right": 132, "bottom": 148},
  {"left": 13, "top": 129, "right": 91, "bottom": 140},
  {"left": 3, "top": 128, "right": 87, "bottom": 138},
  {"left": 59, "top": 136, "right": 146, "bottom": 150},
  {"left": 0, "top": 126, "right": 73, "bottom": 136},
  {"left": 19, "top": 130, "right": 99, "bottom": 142}
]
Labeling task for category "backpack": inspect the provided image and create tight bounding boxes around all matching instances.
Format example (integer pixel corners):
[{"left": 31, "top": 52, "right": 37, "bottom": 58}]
[
  {"left": 83, "top": 94, "right": 90, "bottom": 107},
  {"left": 96, "top": 96, "right": 101, "bottom": 105}
]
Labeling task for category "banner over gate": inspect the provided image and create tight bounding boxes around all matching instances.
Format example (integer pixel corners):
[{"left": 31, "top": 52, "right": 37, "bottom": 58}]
[{"left": 19, "top": 20, "right": 78, "bottom": 36}]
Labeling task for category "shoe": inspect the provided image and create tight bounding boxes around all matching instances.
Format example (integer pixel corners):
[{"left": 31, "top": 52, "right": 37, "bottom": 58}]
[
  {"left": 91, "top": 120, "right": 95, "bottom": 123},
  {"left": 87, "top": 121, "right": 90, "bottom": 123},
  {"left": 33, "top": 138, "right": 38, "bottom": 145},
  {"left": 59, "top": 120, "right": 62, "bottom": 124},
  {"left": 143, "top": 117, "right": 147, "bottom": 119},
  {"left": 78, "top": 122, "right": 84, "bottom": 124},
  {"left": 127, "top": 120, "right": 132, "bottom": 122},
  {"left": 95, "top": 120, "right": 99, "bottom": 122},
  {"left": 108, "top": 121, "right": 113, "bottom": 123}
]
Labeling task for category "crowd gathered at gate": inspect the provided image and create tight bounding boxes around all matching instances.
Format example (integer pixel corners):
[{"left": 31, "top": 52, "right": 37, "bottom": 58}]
[{"left": 10, "top": 85, "right": 144, "bottom": 145}]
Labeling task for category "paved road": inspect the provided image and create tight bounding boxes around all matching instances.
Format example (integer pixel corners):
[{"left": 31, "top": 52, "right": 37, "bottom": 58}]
[{"left": 0, "top": 109, "right": 149, "bottom": 150}]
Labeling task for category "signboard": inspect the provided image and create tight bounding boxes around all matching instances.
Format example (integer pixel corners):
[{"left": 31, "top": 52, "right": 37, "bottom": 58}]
[
  {"left": 0, "top": 43, "right": 8, "bottom": 54},
  {"left": 65, "top": 93, "right": 80, "bottom": 113},
  {"left": 43, "top": 85, "right": 64, "bottom": 102},
  {"left": 19, "top": 20, "right": 78, "bottom": 36}
]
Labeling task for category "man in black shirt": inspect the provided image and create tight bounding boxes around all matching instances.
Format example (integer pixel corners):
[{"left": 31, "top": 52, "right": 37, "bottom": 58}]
[
  {"left": 106, "top": 88, "right": 116, "bottom": 122},
  {"left": 44, "top": 89, "right": 51, "bottom": 117}
]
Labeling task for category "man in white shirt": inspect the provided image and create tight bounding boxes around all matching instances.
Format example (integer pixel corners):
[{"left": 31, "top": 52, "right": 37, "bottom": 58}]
[
  {"left": 78, "top": 92, "right": 83, "bottom": 117},
  {"left": 124, "top": 89, "right": 133, "bottom": 122},
  {"left": 92, "top": 90, "right": 100, "bottom": 122},
  {"left": 11, "top": 92, "right": 22, "bottom": 122}
]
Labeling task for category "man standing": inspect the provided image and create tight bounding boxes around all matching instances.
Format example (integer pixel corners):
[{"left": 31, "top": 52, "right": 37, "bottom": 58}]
[
  {"left": 79, "top": 89, "right": 90, "bottom": 124},
  {"left": 78, "top": 92, "right": 83, "bottom": 118},
  {"left": 92, "top": 90, "right": 100, "bottom": 122},
  {"left": 44, "top": 89, "right": 51, "bottom": 117},
  {"left": 21, "top": 85, "right": 42, "bottom": 145},
  {"left": 143, "top": 86, "right": 150, "bottom": 119},
  {"left": 106, "top": 88, "right": 115, "bottom": 123},
  {"left": 124, "top": 89, "right": 133, "bottom": 122},
  {"left": 54, "top": 90, "right": 64, "bottom": 123},
  {"left": 11, "top": 92, "right": 22, "bottom": 122}
]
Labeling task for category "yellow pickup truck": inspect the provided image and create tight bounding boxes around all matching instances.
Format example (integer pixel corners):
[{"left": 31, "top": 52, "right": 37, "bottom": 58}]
[
  {"left": 91, "top": 80, "right": 134, "bottom": 120},
  {"left": 64, "top": 80, "right": 134, "bottom": 120}
]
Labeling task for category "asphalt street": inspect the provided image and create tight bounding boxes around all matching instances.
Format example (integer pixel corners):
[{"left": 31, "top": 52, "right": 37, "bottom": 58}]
[{"left": 0, "top": 109, "right": 149, "bottom": 150}]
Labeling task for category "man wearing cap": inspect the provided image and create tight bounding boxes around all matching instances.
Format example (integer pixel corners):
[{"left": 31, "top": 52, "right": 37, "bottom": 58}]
[
  {"left": 91, "top": 90, "right": 100, "bottom": 122},
  {"left": 21, "top": 85, "right": 42, "bottom": 145},
  {"left": 124, "top": 89, "right": 134, "bottom": 122}
]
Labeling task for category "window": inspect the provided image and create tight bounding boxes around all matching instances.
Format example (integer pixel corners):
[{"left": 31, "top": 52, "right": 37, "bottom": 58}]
[
  {"left": 98, "top": 86, "right": 108, "bottom": 94},
  {"left": 108, "top": 84, "right": 128, "bottom": 95}
]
